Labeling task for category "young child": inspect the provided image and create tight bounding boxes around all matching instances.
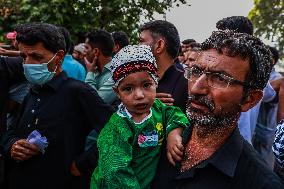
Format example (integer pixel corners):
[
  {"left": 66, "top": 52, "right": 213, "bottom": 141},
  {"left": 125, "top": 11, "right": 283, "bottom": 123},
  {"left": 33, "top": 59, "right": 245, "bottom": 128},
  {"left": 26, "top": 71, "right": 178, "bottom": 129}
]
[{"left": 91, "top": 45, "right": 189, "bottom": 189}]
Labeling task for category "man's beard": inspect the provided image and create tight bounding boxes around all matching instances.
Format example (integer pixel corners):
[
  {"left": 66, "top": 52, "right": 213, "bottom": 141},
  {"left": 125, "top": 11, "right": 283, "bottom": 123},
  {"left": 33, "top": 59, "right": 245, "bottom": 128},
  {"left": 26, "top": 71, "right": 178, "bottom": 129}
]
[{"left": 186, "top": 94, "right": 241, "bottom": 135}]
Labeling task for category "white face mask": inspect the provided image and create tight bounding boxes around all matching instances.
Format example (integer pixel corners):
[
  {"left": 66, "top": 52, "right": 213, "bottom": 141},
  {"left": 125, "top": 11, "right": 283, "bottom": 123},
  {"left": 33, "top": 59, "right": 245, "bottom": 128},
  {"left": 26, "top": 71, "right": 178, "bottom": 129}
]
[{"left": 23, "top": 53, "right": 58, "bottom": 85}]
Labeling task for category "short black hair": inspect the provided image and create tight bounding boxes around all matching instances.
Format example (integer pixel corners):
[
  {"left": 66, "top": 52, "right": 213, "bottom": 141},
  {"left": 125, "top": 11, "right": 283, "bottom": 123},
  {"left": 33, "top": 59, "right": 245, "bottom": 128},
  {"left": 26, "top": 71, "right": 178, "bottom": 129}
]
[
  {"left": 268, "top": 46, "right": 279, "bottom": 63},
  {"left": 112, "top": 31, "right": 129, "bottom": 49},
  {"left": 189, "top": 42, "right": 201, "bottom": 50},
  {"left": 85, "top": 29, "right": 114, "bottom": 57},
  {"left": 15, "top": 22, "right": 66, "bottom": 54},
  {"left": 57, "top": 26, "right": 73, "bottom": 54},
  {"left": 201, "top": 30, "right": 273, "bottom": 91},
  {"left": 139, "top": 20, "right": 180, "bottom": 59},
  {"left": 182, "top": 39, "right": 196, "bottom": 45},
  {"left": 216, "top": 16, "right": 254, "bottom": 35}
]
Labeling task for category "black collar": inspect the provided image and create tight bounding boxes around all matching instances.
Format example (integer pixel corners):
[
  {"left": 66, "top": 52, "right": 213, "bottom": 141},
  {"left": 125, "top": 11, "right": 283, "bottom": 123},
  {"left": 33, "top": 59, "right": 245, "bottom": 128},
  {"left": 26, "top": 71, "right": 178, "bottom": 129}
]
[
  {"left": 176, "top": 127, "right": 243, "bottom": 179},
  {"left": 159, "top": 64, "right": 179, "bottom": 82},
  {"left": 31, "top": 71, "right": 67, "bottom": 94}
]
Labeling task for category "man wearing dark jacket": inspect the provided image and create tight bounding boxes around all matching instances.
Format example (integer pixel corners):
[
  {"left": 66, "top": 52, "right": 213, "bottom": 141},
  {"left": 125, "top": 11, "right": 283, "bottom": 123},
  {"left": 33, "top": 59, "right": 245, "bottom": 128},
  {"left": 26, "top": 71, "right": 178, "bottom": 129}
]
[{"left": 2, "top": 22, "right": 114, "bottom": 189}]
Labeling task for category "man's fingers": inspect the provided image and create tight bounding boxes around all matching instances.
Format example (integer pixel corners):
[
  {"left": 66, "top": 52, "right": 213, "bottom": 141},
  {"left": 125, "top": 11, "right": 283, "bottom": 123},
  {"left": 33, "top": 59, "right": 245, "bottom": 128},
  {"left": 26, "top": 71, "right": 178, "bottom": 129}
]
[
  {"left": 14, "top": 144, "right": 34, "bottom": 156},
  {"left": 156, "top": 93, "right": 172, "bottom": 98},
  {"left": 164, "top": 103, "right": 174, "bottom": 106},
  {"left": 176, "top": 143, "right": 184, "bottom": 151},
  {"left": 173, "top": 145, "right": 184, "bottom": 157},
  {"left": 84, "top": 57, "right": 91, "bottom": 65},
  {"left": 11, "top": 140, "right": 40, "bottom": 161},
  {"left": 11, "top": 151, "right": 31, "bottom": 161},
  {"left": 170, "top": 149, "right": 183, "bottom": 162},
  {"left": 169, "top": 149, "right": 182, "bottom": 162},
  {"left": 158, "top": 97, "right": 174, "bottom": 103},
  {"left": 16, "top": 140, "right": 39, "bottom": 154},
  {"left": 156, "top": 93, "right": 175, "bottom": 105}
]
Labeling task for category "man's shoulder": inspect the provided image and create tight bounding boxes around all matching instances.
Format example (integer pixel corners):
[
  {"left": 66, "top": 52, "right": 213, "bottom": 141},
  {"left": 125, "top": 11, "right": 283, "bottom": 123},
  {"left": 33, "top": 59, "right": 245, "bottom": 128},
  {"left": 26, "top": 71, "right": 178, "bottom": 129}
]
[
  {"left": 236, "top": 142, "right": 283, "bottom": 187},
  {"left": 0, "top": 56, "right": 23, "bottom": 70},
  {"left": 159, "top": 64, "right": 187, "bottom": 87},
  {"left": 61, "top": 77, "right": 94, "bottom": 94}
]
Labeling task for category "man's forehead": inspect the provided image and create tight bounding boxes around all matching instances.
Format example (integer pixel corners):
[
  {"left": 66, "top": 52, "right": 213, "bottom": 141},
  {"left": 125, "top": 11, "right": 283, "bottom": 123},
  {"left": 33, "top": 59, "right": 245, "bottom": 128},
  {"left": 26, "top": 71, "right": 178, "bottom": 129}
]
[
  {"left": 192, "top": 49, "right": 250, "bottom": 80},
  {"left": 197, "top": 50, "right": 220, "bottom": 64},
  {"left": 19, "top": 42, "right": 51, "bottom": 55},
  {"left": 192, "top": 50, "right": 234, "bottom": 70}
]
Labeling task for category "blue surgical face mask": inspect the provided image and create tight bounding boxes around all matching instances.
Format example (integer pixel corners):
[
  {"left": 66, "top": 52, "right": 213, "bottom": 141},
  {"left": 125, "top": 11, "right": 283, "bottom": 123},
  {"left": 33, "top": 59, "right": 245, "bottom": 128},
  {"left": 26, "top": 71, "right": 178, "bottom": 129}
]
[{"left": 23, "top": 53, "right": 58, "bottom": 85}]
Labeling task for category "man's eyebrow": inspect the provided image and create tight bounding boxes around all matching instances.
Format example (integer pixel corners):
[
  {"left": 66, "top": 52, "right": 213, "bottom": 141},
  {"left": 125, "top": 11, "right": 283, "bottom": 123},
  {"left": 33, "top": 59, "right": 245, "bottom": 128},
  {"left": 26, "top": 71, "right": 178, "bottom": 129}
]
[
  {"left": 207, "top": 68, "right": 235, "bottom": 78},
  {"left": 191, "top": 62, "right": 235, "bottom": 78},
  {"left": 27, "top": 52, "right": 44, "bottom": 58}
]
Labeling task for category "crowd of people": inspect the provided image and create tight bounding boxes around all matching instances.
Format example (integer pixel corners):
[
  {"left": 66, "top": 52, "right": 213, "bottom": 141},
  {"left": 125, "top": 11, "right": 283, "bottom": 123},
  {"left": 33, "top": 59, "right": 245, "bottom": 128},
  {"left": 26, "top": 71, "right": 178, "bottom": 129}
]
[{"left": 0, "top": 15, "right": 284, "bottom": 189}]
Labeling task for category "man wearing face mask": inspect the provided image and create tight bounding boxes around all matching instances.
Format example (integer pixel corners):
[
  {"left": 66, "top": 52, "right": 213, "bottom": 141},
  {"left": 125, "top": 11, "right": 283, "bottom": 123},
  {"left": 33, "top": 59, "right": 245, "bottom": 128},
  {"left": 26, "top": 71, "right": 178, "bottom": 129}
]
[{"left": 2, "top": 22, "right": 115, "bottom": 189}]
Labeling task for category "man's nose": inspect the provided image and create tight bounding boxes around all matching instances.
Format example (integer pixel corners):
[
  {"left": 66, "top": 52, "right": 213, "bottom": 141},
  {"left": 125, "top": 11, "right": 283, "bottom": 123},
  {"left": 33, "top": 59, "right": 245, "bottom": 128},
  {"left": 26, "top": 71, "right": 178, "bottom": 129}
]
[{"left": 188, "top": 74, "right": 209, "bottom": 95}]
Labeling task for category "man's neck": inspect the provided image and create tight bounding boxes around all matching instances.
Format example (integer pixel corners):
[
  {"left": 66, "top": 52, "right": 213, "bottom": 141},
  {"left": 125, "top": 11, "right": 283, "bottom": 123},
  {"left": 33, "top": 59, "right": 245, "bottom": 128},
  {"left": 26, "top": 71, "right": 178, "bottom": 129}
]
[
  {"left": 156, "top": 55, "right": 174, "bottom": 79},
  {"left": 97, "top": 56, "right": 112, "bottom": 73},
  {"left": 180, "top": 124, "right": 236, "bottom": 172},
  {"left": 191, "top": 125, "right": 235, "bottom": 149}
]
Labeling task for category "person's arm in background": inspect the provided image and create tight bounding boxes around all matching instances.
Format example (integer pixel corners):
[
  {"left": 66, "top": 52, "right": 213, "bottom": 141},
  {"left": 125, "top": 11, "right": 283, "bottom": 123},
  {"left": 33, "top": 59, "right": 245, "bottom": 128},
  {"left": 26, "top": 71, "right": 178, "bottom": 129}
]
[
  {"left": 0, "top": 56, "right": 25, "bottom": 137},
  {"left": 270, "top": 77, "right": 284, "bottom": 122},
  {"left": 277, "top": 79, "right": 284, "bottom": 122},
  {"left": 0, "top": 47, "right": 20, "bottom": 57}
]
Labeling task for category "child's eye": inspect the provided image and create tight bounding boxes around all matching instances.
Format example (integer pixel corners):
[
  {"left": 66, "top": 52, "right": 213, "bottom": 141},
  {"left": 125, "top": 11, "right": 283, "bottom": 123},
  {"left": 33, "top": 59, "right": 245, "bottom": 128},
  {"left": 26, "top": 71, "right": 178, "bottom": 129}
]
[
  {"left": 122, "top": 86, "right": 132, "bottom": 92},
  {"left": 143, "top": 82, "right": 152, "bottom": 88}
]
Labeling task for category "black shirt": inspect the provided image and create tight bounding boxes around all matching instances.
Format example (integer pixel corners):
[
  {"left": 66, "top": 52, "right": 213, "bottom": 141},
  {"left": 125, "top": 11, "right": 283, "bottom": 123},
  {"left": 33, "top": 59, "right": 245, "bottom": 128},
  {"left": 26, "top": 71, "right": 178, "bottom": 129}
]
[
  {"left": 2, "top": 72, "right": 115, "bottom": 189},
  {"left": 152, "top": 127, "right": 284, "bottom": 189},
  {"left": 157, "top": 64, "right": 188, "bottom": 113}
]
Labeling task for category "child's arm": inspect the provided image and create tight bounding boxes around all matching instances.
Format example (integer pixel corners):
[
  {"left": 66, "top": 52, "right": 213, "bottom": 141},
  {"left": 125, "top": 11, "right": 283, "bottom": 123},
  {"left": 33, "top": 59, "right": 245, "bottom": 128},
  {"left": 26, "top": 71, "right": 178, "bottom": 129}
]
[
  {"left": 167, "top": 127, "right": 184, "bottom": 166},
  {"left": 163, "top": 104, "right": 189, "bottom": 166},
  {"left": 91, "top": 121, "right": 141, "bottom": 189}
]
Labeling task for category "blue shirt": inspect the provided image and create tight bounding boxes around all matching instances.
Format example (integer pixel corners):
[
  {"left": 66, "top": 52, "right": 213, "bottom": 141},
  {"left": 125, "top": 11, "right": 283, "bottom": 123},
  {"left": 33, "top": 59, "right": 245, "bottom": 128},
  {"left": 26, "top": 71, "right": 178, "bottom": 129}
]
[{"left": 62, "top": 55, "right": 86, "bottom": 81}]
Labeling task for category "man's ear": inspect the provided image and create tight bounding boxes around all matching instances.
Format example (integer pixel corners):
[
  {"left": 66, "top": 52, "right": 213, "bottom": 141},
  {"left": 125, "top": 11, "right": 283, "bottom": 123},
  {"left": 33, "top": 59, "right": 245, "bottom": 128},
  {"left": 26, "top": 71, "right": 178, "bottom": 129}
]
[
  {"left": 93, "top": 48, "right": 100, "bottom": 57},
  {"left": 240, "top": 89, "right": 263, "bottom": 112},
  {"left": 113, "top": 44, "right": 120, "bottom": 53},
  {"left": 113, "top": 87, "right": 120, "bottom": 99},
  {"left": 55, "top": 50, "right": 65, "bottom": 65},
  {"left": 155, "top": 38, "right": 166, "bottom": 55}
]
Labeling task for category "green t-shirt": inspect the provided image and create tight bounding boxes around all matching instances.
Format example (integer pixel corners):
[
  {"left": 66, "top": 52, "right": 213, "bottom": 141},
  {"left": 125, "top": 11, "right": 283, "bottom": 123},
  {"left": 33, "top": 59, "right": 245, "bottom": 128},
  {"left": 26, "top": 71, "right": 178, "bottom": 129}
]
[{"left": 91, "top": 99, "right": 189, "bottom": 189}]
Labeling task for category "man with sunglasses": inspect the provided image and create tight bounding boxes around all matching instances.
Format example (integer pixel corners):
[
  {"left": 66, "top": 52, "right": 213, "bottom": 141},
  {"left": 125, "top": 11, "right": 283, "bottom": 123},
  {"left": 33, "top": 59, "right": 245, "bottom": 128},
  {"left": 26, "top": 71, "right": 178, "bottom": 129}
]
[{"left": 152, "top": 30, "right": 283, "bottom": 189}]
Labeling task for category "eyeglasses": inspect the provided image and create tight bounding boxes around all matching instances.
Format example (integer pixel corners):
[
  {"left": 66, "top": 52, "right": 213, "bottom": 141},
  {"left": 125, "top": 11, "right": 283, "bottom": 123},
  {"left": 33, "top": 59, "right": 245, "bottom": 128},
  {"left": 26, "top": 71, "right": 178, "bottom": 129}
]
[{"left": 184, "top": 66, "right": 249, "bottom": 89}]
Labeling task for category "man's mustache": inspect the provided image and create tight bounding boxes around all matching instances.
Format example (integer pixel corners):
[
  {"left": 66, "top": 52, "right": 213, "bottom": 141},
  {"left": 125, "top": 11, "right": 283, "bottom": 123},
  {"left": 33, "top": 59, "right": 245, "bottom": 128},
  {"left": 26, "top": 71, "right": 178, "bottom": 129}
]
[{"left": 187, "top": 95, "right": 215, "bottom": 112}]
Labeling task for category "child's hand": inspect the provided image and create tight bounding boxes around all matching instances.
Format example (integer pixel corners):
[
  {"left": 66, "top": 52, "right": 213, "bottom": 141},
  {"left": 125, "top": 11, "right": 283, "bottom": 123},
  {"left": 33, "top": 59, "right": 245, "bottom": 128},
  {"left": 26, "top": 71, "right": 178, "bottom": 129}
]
[{"left": 167, "top": 127, "right": 184, "bottom": 166}]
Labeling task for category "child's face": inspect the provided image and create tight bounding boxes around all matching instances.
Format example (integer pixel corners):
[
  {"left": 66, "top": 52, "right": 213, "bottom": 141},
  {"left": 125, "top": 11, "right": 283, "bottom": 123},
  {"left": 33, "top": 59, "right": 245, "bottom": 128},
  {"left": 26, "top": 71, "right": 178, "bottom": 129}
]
[{"left": 115, "top": 71, "right": 157, "bottom": 117}]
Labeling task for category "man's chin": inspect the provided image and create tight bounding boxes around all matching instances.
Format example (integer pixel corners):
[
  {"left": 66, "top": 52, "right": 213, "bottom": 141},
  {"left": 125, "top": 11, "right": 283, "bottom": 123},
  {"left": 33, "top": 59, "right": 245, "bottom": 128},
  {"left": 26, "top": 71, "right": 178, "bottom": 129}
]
[
  {"left": 186, "top": 110, "right": 217, "bottom": 126},
  {"left": 186, "top": 109, "right": 238, "bottom": 129}
]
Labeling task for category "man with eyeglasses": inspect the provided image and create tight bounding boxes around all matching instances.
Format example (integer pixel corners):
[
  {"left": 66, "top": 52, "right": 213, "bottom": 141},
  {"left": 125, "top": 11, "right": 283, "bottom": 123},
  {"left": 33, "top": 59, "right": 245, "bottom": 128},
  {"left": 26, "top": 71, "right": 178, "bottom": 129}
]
[{"left": 151, "top": 30, "right": 283, "bottom": 189}]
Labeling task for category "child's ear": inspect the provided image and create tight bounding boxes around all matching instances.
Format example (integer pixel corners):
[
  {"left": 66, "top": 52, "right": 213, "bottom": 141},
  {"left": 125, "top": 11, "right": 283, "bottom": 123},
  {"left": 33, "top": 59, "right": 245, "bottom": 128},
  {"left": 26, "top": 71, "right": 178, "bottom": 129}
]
[{"left": 113, "top": 87, "right": 121, "bottom": 99}]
